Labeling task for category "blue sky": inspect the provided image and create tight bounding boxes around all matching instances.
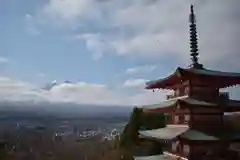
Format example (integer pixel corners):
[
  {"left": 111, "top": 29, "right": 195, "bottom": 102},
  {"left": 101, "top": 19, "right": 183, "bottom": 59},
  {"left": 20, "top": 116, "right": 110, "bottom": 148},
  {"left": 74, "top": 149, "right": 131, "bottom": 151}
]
[
  {"left": 0, "top": 0, "right": 239, "bottom": 106},
  {"left": 1, "top": 0, "right": 175, "bottom": 84}
]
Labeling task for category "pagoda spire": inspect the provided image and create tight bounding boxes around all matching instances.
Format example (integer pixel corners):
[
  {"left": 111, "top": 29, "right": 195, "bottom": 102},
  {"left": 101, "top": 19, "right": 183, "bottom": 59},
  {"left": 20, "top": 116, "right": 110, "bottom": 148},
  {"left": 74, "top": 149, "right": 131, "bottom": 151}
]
[{"left": 189, "top": 5, "right": 203, "bottom": 69}]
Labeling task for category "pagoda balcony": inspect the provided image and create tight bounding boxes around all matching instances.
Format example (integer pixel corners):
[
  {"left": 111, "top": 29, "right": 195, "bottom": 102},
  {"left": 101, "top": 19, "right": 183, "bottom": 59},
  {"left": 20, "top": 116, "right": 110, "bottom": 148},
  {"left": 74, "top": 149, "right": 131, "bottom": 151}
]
[
  {"left": 166, "top": 91, "right": 229, "bottom": 101},
  {"left": 166, "top": 119, "right": 190, "bottom": 125},
  {"left": 219, "top": 92, "right": 229, "bottom": 101},
  {"left": 166, "top": 94, "right": 175, "bottom": 100},
  {"left": 166, "top": 94, "right": 184, "bottom": 100},
  {"left": 167, "top": 121, "right": 190, "bottom": 125},
  {"left": 166, "top": 90, "right": 188, "bottom": 100},
  {"left": 164, "top": 150, "right": 189, "bottom": 160},
  {"left": 166, "top": 115, "right": 190, "bottom": 125}
]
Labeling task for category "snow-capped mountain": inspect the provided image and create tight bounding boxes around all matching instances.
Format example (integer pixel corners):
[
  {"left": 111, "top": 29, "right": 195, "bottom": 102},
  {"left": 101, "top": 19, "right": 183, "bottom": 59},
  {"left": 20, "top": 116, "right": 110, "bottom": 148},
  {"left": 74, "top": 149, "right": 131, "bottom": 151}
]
[
  {"left": 42, "top": 80, "right": 58, "bottom": 90},
  {"left": 0, "top": 80, "right": 133, "bottom": 118},
  {"left": 63, "top": 80, "right": 71, "bottom": 84},
  {"left": 42, "top": 80, "right": 73, "bottom": 90}
]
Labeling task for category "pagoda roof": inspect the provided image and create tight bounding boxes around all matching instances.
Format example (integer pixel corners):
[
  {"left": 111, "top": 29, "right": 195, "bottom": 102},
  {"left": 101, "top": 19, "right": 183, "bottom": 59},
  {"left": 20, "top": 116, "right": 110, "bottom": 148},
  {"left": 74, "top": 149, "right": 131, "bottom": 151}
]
[
  {"left": 146, "top": 67, "right": 240, "bottom": 89},
  {"left": 139, "top": 125, "right": 189, "bottom": 141},
  {"left": 139, "top": 125, "right": 240, "bottom": 141},
  {"left": 142, "top": 96, "right": 240, "bottom": 113}
]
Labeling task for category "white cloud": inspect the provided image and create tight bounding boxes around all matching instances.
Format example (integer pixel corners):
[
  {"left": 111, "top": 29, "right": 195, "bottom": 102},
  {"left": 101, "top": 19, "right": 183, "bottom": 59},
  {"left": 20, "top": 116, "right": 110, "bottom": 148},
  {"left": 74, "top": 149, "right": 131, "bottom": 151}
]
[
  {"left": 75, "top": 33, "right": 109, "bottom": 60},
  {"left": 25, "top": 14, "right": 40, "bottom": 35},
  {"left": 0, "top": 75, "right": 239, "bottom": 107},
  {"left": 123, "top": 78, "right": 147, "bottom": 88},
  {"left": 43, "top": 0, "right": 97, "bottom": 20},
  {"left": 126, "top": 65, "right": 156, "bottom": 74},
  {"left": 0, "top": 76, "right": 168, "bottom": 106},
  {"left": 47, "top": 82, "right": 120, "bottom": 105},
  {"left": 0, "top": 77, "right": 45, "bottom": 102},
  {"left": 22, "top": 0, "right": 240, "bottom": 105},
  {"left": 0, "top": 57, "right": 9, "bottom": 63},
  {"left": 129, "top": 90, "right": 170, "bottom": 106},
  {"left": 39, "top": 0, "right": 102, "bottom": 28},
  {"left": 33, "top": 0, "right": 240, "bottom": 68}
]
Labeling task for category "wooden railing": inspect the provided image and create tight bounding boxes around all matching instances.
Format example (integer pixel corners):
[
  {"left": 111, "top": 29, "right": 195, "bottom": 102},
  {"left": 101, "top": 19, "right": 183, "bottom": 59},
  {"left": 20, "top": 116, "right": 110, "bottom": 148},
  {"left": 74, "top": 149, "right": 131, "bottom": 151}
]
[
  {"left": 166, "top": 94, "right": 176, "bottom": 100},
  {"left": 219, "top": 92, "right": 229, "bottom": 101},
  {"left": 167, "top": 115, "right": 190, "bottom": 125},
  {"left": 163, "top": 151, "right": 189, "bottom": 160},
  {"left": 166, "top": 92, "right": 188, "bottom": 100}
]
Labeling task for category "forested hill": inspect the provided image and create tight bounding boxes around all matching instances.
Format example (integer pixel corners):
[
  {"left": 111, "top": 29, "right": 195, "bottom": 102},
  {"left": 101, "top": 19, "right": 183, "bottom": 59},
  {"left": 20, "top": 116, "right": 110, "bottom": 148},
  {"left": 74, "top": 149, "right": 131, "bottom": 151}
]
[{"left": 120, "top": 107, "right": 166, "bottom": 147}]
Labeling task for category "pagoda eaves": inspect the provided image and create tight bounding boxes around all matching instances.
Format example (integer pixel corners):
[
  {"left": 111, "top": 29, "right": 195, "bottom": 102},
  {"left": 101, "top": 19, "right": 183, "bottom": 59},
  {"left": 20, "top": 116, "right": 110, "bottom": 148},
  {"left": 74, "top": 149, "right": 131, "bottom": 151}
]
[
  {"left": 139, "top": 125, "right": 240, "bottom": 143},
  {"left": 142, "top": 96, "right": 240, "bottom": 113},
  {"left": 146, "top": 67, "right": 240, "bottom": 90}
]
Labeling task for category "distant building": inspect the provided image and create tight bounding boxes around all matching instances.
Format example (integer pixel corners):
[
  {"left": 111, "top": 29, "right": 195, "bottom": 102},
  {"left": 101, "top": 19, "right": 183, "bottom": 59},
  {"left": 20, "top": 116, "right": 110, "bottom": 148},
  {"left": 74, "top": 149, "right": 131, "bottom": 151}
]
[{"left": 53, "top": 133, "right": 63, "bottom": 143}]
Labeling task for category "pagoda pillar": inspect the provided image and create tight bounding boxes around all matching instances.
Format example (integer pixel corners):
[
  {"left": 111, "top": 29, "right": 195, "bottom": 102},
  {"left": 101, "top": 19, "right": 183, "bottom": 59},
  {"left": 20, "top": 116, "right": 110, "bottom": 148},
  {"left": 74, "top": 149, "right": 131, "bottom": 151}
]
[{"left": 179, "top": 114, "right": 184, "bottom": 124}]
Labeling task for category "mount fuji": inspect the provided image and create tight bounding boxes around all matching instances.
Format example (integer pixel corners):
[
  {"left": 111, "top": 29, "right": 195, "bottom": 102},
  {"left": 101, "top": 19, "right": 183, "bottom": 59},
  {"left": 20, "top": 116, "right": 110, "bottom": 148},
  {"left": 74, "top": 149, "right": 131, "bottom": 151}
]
[{"left": 42, "top": 80, "right": 59, "bottom": 90}]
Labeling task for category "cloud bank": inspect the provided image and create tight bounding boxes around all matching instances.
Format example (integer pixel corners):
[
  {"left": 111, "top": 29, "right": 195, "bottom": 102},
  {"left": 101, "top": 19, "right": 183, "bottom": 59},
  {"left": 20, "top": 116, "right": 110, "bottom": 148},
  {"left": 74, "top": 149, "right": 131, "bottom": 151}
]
[
  {"left": 12, "top": 0, "right": 240, "bottom": 106},
  {"left": 0, "top": 76, "right": 168, "bottom": 106},
  {"left": 32, "top": 0, "right": 240, "bottom": 68}
]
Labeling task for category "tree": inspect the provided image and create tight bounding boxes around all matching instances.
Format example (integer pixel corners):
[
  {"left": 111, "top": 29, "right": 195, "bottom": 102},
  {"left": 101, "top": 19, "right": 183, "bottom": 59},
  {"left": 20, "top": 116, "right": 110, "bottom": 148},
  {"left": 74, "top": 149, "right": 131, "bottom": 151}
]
[
  {"left": 120, "top": 107, "right": 142, "bottom": 147},
  {"left": 0, "top": 141, "right": 7, "bottom": 160},
  {"left": 120, "top": 107, "right": 166, "bottom": 147}
]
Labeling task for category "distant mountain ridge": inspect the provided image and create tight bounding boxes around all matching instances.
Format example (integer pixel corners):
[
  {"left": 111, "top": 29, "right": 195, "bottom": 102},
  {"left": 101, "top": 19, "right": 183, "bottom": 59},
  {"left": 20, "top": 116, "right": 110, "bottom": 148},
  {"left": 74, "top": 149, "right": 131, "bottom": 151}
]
[
  {"left": 0, "top": 101, "right": 133, "bottom": 119},
  {"left": 0, "top": 80, "right": 133, "bottom": 119},
  {"left": 42, "top": 80, "right": 77, "bottom": 91}
]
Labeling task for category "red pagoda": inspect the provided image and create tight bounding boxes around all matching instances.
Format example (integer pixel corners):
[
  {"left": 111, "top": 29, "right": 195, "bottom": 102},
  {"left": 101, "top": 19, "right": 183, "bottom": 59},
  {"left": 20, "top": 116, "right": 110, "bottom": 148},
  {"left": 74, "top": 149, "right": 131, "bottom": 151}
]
[{"left": 135, "top": 5, "right": 240, "bottom": 160}]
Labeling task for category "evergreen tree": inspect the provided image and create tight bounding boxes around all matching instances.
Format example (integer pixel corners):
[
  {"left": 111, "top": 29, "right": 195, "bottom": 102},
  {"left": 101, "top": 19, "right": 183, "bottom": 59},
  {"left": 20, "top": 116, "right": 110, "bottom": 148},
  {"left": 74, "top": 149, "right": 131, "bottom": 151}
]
[
  {"left": 0, "top": 142, "right": 7, "bottom": 160},
  {"left": 120, "top": 107, "right": 165, "bottom": 148},
  {"left": 120, "top": 107, "right": 142, "bottom": 147}
]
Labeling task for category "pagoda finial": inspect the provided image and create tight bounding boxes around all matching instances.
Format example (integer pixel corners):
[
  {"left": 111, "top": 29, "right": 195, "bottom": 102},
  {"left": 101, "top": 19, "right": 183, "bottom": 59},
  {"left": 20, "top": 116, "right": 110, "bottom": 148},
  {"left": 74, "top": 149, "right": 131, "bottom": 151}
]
[{"left": 189, "top": 4, "right": 203, "bottom": 69}]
